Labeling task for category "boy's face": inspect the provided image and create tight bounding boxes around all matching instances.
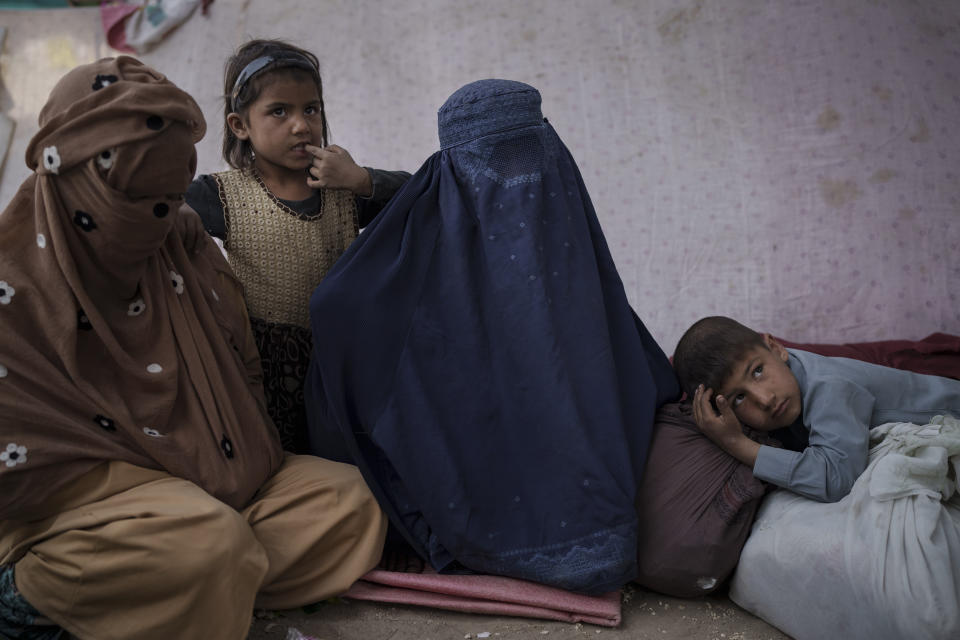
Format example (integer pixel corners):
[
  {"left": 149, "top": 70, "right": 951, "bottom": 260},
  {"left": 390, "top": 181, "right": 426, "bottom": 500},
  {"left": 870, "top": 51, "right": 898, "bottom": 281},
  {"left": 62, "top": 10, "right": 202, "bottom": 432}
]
[{"left": 717, "top": 335, "right": 802, "bottom": 431}]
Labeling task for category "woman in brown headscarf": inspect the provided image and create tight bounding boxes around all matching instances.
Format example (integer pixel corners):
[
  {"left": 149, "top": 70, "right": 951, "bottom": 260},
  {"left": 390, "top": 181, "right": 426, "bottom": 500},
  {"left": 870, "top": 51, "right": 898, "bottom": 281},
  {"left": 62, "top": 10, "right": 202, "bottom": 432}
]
[{"left": 0, "top": 57, "right": 385, "bottom": 640}]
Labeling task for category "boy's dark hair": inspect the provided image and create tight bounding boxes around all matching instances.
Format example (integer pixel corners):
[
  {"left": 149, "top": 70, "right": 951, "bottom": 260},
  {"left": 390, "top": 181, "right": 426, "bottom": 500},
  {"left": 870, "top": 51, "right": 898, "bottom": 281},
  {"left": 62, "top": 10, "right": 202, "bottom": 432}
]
[
  {"left": 221, "top": 39, "right": 329, "bottom": 171},
  {"left": 672, "top": 316, "right": 766, "bottom": 401}
]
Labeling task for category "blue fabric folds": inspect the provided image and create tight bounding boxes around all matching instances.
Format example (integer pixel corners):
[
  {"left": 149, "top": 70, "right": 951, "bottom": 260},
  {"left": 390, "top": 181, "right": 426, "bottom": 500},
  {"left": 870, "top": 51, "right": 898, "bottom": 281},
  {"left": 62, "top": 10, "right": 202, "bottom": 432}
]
[
  {"left": 305, "top": 79, "right": 679, "bottom": 594},
  {"left": 0, "top": 565, "right": 65, "bottom": 640}
]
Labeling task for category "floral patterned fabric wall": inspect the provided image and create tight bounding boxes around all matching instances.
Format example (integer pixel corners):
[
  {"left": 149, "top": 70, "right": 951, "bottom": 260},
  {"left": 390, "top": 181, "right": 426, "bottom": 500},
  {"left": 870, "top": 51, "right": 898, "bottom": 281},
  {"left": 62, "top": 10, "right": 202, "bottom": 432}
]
[{"left": 2, "top": 0, "right": 957, "bottom": 353}]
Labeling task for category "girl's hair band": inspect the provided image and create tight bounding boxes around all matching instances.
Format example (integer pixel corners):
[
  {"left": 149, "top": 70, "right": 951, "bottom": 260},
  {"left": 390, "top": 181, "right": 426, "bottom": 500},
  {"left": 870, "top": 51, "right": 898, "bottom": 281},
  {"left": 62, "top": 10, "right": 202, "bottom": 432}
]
[{"left": 230, "top": 53, "right": 319, "bottom": 110}]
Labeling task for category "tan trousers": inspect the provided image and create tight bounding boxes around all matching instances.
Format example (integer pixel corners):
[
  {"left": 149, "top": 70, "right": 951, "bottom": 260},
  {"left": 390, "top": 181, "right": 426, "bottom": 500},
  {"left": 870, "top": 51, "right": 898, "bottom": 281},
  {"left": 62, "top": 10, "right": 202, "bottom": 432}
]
[{"left": 0, "top": 455, "right": 387, "bottom": 640}]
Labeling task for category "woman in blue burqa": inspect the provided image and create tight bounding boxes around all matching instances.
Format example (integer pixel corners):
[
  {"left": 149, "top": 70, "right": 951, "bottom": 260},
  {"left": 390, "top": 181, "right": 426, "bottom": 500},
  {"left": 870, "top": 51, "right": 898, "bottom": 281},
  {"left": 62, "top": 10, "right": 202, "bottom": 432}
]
[{"left": 305, "top": 79, "right": 679, "bottom": 594}]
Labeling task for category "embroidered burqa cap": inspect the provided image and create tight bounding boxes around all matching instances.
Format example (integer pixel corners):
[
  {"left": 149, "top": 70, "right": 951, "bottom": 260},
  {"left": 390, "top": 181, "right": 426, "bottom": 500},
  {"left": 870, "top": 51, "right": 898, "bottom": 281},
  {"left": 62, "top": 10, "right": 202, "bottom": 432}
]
[
  {"left": 0, "top": 57, "right": 283, "bottom": 521},
  {"left": 305, "top": 79, "right": 679, "bottom": 594}
]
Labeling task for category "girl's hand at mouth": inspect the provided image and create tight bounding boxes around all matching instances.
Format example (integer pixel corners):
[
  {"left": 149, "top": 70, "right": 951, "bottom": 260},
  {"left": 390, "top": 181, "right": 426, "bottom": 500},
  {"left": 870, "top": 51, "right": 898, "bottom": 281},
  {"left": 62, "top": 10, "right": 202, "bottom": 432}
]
[{"left": 306, "top": 144, "right": 372, "bottom": 196}]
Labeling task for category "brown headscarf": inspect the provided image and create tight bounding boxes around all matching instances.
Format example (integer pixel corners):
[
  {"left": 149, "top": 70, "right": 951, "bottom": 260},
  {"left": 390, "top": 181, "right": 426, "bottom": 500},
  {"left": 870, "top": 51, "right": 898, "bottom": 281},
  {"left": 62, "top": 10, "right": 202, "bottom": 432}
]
[{"left": 0, "top": 57, "right": 283, "bottom": 521}]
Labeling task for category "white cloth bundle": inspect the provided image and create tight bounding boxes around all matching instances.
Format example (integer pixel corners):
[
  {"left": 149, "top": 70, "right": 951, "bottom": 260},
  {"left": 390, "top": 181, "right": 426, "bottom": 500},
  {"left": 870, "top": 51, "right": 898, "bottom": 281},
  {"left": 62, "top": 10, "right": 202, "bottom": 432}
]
[{"left": 731, "top": 415, "right": 960, "bottom": 640}]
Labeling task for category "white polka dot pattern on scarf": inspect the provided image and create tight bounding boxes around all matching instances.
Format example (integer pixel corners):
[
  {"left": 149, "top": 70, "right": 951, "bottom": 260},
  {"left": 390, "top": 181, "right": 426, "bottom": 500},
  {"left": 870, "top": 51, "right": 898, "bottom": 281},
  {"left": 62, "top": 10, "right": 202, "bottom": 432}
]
[
  {"left": 127, "top": 298, "right": 146, "bottom": 316},
  {"left": 1, "top": 443, "right": 27, "bottom": 468},
  {"left": 0, "top": 281, "right": 14, "bottom": 305},
  {"left": 42, "top": 146, "right": 61, "bottom": 174}
]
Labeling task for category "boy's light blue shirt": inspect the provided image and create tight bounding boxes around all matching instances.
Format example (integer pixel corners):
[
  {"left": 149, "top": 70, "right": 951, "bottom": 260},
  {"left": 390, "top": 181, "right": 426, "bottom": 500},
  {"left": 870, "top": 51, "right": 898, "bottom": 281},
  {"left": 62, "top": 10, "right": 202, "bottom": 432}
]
[{"left": 752, "top": 349, "right": 960, "bottom": 502}]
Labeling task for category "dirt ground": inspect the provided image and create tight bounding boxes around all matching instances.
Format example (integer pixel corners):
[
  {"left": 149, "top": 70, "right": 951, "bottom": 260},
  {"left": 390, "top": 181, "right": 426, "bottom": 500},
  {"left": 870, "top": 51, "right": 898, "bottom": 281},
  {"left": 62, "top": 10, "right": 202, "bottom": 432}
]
[{"left": 247, "top": 584, "right": 789, "bottom": 640}]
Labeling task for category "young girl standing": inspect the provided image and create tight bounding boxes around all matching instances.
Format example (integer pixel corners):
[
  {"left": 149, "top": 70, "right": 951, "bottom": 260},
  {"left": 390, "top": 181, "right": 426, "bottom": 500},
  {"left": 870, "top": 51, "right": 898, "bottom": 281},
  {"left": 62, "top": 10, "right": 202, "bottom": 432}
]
[{"left": 185, "top": 39, "right": 409, "bottom": 453}]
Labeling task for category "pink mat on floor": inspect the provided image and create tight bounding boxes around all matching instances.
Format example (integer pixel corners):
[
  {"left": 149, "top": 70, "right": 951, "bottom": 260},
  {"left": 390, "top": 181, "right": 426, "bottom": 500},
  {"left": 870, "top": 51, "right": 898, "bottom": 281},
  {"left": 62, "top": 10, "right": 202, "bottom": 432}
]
[{"left": 343, "top": 564, "right": 622, "bottom": 627}]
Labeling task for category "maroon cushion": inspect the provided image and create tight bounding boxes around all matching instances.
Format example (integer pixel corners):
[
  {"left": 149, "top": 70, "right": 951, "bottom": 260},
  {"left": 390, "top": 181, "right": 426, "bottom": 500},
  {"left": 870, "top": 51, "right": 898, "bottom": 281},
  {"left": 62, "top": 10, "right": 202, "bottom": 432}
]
[
  {"left": 778, "top": 332, "right": 960, "bottom": 380},
  {"left": 635, "top": 403, "right": 775, "bottom": 597}
]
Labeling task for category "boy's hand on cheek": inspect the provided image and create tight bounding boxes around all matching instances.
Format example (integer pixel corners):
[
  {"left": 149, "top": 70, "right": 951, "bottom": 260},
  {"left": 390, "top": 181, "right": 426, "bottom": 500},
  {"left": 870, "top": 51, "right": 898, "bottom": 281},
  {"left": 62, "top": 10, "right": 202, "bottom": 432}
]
[
  {"left": 306, "top": 144, "right": 373, "bottom": 197},
  {"left": 692, "top": 385, "right": 741, "bottom": 441},
  {"left": 692, "top": 385, "right": 760, "bottom": 467}
]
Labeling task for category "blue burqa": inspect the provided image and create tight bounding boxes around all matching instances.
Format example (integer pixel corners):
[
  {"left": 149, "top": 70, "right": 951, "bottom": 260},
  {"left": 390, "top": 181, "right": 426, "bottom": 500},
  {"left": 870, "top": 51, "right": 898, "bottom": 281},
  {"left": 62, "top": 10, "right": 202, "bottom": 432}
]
[{"left": 305, "top": 80, "right": 679, "bottom": 594}]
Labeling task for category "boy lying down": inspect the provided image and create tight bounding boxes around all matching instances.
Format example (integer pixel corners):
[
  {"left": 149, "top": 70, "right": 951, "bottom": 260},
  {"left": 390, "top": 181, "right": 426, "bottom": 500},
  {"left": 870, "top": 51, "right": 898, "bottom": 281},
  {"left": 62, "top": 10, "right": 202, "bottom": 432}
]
[{"left": 672, "top": 316, "right": 960, "bottom": 502}]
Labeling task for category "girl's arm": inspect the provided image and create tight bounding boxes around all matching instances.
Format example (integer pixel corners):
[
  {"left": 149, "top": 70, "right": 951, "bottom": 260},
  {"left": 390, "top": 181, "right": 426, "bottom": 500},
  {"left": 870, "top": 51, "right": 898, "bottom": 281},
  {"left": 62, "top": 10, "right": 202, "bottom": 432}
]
[
  {"left": 305, "top": 144, "right": 410, "bottom": 226},
  {"left": 184, "top": 175, "right": 226, "bottom": 240},
  {"left": 357, "top": 168, "right": 411, "bottom": 227}
]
